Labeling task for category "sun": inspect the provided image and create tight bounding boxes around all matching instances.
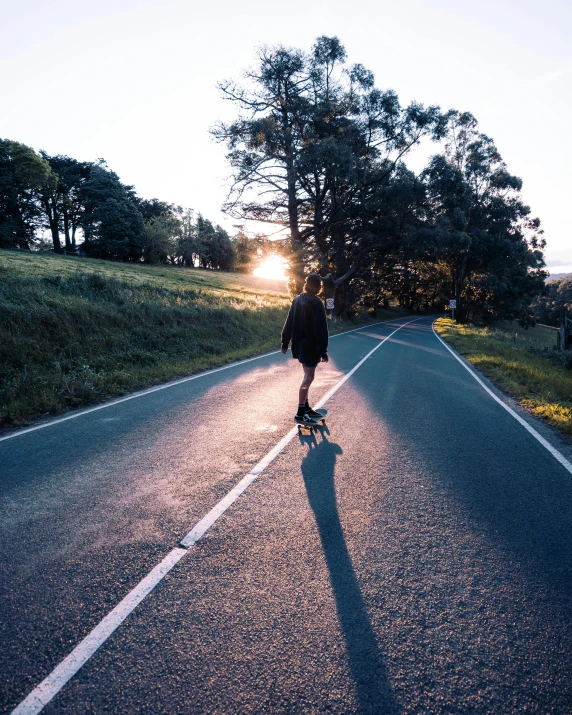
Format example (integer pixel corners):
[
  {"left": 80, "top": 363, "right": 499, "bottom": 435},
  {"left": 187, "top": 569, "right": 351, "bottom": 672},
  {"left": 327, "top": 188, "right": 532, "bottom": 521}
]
[{"left": 253, "top": 254, "right": 287, "bottom": 280}]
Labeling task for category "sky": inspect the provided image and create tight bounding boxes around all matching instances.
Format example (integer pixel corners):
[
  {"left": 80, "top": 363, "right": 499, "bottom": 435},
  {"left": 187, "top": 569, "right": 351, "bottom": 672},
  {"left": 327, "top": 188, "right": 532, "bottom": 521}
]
[{"left": 1, "top": 0, "right": 571, "bottom": 270}]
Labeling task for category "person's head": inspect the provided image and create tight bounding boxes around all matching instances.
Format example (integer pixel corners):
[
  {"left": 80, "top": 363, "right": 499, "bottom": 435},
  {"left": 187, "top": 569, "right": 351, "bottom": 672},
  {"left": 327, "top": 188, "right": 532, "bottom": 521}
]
[{"left": 304, "top": 273, "right": 322, "bottom": 295}]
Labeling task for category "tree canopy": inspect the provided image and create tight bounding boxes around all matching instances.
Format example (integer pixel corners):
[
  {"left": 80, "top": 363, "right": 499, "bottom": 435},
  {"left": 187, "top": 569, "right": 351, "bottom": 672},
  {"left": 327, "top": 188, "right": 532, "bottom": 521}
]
[
  {"left": 0, "top": 37, "right": 549, "bottom": 323},
  {"left": 0, "top": 140, "right": 245, "bottom": 271},
  {"left": 215, "top": 36, "right": 546, "bottom": 322}
]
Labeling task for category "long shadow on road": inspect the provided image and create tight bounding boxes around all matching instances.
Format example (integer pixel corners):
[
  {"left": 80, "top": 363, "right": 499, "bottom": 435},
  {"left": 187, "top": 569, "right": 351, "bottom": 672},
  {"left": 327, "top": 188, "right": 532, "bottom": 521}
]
[{"left": 300, "top": 430, "right": 398, "bottom": 715}]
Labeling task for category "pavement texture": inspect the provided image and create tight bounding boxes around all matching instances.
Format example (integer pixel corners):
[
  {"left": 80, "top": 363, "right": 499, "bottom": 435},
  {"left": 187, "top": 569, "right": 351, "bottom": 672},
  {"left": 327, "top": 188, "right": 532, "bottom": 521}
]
[{"left": 1, "top": 317, "right": 572, "bottom": 714}]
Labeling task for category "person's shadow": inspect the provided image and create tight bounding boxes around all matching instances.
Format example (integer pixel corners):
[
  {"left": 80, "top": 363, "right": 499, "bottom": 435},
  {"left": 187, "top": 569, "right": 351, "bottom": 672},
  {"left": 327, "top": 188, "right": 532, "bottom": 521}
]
[{"left": 300, "top": 431, "right": 398, "bottom": 713}]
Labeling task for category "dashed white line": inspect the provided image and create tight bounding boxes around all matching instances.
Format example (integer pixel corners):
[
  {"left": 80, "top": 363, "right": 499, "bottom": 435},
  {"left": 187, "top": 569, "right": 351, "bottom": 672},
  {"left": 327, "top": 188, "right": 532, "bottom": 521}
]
[
  {"left": 432, "top": 322, "right": 572, "bottom": 476},
  {"left": 10, "top": 316, "right": 422, "bottom": 715}
]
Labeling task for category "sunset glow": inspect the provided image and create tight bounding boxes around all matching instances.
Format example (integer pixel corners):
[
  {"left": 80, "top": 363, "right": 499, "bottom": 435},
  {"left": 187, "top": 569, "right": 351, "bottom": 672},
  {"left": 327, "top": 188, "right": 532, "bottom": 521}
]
[{"left": 253, "top": 255, "right": 287, "bottom": 280}]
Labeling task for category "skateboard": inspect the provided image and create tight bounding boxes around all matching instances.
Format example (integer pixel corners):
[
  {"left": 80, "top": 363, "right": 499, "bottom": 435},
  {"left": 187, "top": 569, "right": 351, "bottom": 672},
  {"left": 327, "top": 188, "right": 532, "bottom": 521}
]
[{"left": 296, "top": 408, "right": 327, "bottom": 432}]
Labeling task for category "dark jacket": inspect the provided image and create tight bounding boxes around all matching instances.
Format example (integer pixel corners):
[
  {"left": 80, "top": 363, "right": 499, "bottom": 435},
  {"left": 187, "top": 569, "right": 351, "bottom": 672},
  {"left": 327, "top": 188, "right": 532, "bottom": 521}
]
[{"left": 281, "top": 292, "right": 329, "bottom": 359}]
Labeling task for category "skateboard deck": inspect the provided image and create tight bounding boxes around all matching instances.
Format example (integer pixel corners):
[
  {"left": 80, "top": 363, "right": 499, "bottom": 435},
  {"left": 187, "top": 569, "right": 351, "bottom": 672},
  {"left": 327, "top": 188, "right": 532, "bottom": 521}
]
[{"left": 296, "top": 408, "right": 327, "bottom": 431}]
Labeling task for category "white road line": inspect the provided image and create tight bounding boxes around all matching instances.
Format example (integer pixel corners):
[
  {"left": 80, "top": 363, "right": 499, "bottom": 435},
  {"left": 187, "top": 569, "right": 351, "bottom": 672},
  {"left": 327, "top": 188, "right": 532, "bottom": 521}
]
[
  {"left": 11, "top": 547, "right": 187, "bottom": 715},
  {"left": 10, "top": 316, "right": 422, "bottom": 715},
  {"left": 0, "top": 316, "right": 407, "bottom": 444},
  {"left": 0, "top": 352, "right": 279, "bottom": 443},
  {"left": 432, "top": 322, "right": 572, "bottom": 476}
]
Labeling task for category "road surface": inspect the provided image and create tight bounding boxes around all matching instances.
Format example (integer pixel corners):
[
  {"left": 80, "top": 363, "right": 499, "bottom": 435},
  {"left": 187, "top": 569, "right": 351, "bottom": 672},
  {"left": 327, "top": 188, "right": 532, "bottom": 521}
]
[{"left": 1, "top": 317, "right": 572, "bottom": 714}]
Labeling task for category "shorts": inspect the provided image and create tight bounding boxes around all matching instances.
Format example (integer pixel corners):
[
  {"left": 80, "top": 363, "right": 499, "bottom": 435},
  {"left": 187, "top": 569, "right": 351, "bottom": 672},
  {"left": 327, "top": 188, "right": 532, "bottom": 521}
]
[{"left": 298, "top": 338, "right": 320, "bottom": 368}]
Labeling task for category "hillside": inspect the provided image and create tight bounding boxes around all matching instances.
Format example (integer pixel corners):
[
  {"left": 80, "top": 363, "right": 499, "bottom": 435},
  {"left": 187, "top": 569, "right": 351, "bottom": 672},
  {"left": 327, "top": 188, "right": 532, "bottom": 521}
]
[
  {"left": 0, "top": 251, "right": 291, "bottom": 428},
  {"left": 547, "top": 272, "right": 572, "bottom": 283}
]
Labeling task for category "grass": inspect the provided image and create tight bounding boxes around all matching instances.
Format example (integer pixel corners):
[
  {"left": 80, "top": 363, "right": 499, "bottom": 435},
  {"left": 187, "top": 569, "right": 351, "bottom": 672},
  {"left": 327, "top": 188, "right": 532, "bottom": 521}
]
[
  {"left": 434, "top": 317, "right": 572, "bottom": 438},
  {"left": 0, "top": 250, "right": 408, "bottom": 428}
]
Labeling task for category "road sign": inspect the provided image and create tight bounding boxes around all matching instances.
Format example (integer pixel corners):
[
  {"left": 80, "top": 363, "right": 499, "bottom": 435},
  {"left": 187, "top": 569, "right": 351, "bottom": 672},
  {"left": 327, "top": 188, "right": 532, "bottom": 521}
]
[
  {"left": 326, "top": 298, "right": 334, "bottom": 310},
  {"left": 449, "top": 300, "right": 456, "bottom": 309}
]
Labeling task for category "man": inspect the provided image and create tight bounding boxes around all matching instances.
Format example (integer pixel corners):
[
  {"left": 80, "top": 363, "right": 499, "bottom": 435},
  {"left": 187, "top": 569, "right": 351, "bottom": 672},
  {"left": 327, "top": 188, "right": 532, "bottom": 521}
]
[{"left": 281, "top": 273, "right": 329, "bottom": 425}]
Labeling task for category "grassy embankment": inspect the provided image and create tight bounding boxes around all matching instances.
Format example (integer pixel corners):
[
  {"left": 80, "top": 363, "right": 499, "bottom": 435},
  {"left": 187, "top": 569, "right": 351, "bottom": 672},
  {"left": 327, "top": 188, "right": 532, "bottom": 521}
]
[
  {"left": 434, "top": 316, "right": 572, "bottom": 438},
  {"left": 1, "top": 250, "right": 408, "bottom": 428}
]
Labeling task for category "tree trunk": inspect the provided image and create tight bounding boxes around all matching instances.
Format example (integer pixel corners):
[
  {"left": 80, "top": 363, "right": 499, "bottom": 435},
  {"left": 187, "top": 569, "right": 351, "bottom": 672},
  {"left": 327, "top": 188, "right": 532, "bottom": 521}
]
[
  {"left": 63, "top": 207, "right": 72, "bottom": 252},
  {"left": 43, "top": 197, "right": 61, "bottom": 252}
]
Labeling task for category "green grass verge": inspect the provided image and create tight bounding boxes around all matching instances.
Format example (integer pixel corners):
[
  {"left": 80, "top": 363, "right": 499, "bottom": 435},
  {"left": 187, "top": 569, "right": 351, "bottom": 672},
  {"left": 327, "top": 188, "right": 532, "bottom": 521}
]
[
  {"left": 1, "top": 250, "right": 409, "bottom": 428},
  {"left": 434, "top": 317, "right": 572, "bottom": 438}
]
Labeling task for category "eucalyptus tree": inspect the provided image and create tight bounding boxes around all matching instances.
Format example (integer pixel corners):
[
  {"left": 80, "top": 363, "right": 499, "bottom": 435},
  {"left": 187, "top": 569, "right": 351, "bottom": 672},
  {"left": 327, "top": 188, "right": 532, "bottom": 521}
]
[
  {"left": 214, "top": 36, "right": 445, "bottom": 306},
  {"left": 421, "top": 111, "right": 546, "bottom": 323}
]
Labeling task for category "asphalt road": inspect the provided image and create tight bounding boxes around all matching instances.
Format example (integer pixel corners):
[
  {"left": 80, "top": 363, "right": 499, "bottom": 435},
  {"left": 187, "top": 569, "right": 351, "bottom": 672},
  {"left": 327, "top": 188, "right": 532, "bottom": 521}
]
[{"left": 1, "top": 317, "right": 572, "bottom": 714}]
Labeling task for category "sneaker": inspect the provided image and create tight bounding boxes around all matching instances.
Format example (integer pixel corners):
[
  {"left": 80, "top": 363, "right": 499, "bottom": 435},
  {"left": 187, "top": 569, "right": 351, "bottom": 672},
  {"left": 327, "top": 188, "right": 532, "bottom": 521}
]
[
  {"left": 304, "top": 407, "right": 323, "bottom": 419},
  {"left": 295, "top": 413, "right": 319, "bottom": 425}
]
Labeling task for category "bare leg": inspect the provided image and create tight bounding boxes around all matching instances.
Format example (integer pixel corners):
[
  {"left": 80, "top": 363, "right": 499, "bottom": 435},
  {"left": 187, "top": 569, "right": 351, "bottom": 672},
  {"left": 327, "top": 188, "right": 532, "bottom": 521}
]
[{"left": 299, "top": 366, "right": 316, "bottom": 405}]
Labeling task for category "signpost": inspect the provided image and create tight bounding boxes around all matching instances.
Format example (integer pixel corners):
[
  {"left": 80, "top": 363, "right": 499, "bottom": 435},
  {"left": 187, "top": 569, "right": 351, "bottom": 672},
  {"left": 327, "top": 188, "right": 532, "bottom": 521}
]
[
  {"left": 449, "top": 299, "right": 456, "bottom": 330},
  {"left": 323, "top": 273, "right": 336, "bottom": 318}
]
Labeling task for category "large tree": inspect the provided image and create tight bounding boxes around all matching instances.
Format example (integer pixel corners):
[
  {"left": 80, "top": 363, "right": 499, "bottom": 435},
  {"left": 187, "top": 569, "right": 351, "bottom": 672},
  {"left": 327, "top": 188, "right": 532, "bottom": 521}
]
[
  {"left": 419, "top": 112, "right": 546, "bottom": 323},
  {"left": 214, "top": 36, "right": 445, "bottom": 304}
]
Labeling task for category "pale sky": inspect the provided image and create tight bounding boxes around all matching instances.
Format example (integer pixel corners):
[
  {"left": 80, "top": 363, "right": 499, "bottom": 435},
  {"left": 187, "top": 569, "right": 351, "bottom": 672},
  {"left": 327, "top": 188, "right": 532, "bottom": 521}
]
[{"left": 1, "top": 0, "right": 570, "bottom": 268}]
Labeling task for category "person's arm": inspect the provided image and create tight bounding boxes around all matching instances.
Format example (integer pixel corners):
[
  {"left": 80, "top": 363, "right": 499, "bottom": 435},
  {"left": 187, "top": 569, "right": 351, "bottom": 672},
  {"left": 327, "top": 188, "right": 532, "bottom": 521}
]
[
  {"left": 314, "top": 299, "right": 329, "bottom": 359},
  {"left": 281, "top": 300, "right": 295, "bottom": 352}
]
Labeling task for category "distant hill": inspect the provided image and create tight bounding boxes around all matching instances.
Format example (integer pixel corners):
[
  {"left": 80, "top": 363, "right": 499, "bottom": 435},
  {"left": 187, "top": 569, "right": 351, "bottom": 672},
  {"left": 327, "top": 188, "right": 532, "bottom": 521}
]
[{"left": 547, "top": 272, "right": 572, "bottom": 283}]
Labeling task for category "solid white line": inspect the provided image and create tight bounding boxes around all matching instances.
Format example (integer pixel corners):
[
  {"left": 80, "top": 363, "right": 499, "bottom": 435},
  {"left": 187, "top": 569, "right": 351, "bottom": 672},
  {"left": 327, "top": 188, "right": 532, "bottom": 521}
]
[
  {"left": 432, "top": 322, "right": 572, "bottom": 476},
  {"left": 0, "top": 352, "right": 279, "bottom": 443},
  {"left": 0, "top": 316, "right": 408, "bottom": 444},
  {"left": 11, "top": 547, "right": 187, "bottom": 715},
  {"left": 10, "top": 316, "right": 422, "bottom": 714}
]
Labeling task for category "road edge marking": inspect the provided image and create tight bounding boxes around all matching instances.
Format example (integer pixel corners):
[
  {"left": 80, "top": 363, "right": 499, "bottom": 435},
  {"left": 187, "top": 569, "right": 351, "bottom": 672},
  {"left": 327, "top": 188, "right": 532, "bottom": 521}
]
[
  {"left": 10, "top": 316, "right": 422, "bottom": 714},
  {"left": 0, "top": 316, "right": 409, "bottom": 443},
  {"left": 432, "top": 321, "right": 572, "bottom": 476}
]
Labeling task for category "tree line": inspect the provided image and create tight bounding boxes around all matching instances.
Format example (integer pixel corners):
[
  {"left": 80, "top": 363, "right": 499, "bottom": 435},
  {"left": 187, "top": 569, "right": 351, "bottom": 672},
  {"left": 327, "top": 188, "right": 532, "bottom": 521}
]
[
  {"left": 533, "top": 277, "right": 572, "bottom": 327},
  {"left": 2, "top": 36, "right": 549, "bottom": 323},
  {"left": 215, "top": 36, "right": 547, "bottom": 322},
  {"left": 0, "top": 141, "right": 263, "bottom": 270}
]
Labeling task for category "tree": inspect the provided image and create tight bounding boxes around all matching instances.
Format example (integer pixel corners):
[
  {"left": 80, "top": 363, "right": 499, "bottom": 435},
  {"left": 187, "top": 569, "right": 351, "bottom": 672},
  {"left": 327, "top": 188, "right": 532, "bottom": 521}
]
[
  {"left": 533, "top": 277, "right": 572, "bottom": 327},
  {"left": 176, "top": 208, "right": 198, "bottom": 266},
  {"left": 39, "top": 153, "right": 91, "bottom": 253},
  {"left": 232, "top": 230, "right": 260, "bottom": 272},
  {"left": 135, "top": 197, "right": 175, "bottom": 222},
  {"left": 0, "top": 139, "right": 53, "bottom": 249},
  {"left": 213, "top": 36, "right": 445, "bottom": 305},
  {"left": 194, "top": 215, "right": 235, "bottom": 269},
  {"left": 419, "top": 112, "right": 546, "bottom": 323},
  {"left": 143, "top": 213, "right": 181, "bottom": 263},
  {"left": 80, "top": 163, "right": 145, "bottom": 260}
]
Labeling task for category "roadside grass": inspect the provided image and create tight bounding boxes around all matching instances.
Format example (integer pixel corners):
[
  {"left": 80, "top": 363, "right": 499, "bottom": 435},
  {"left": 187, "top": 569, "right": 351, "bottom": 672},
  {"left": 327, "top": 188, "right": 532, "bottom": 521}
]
[
  {"left": 434, "top": 317, "right": 572, "bottom": 438},
  {"left": 0, "top": 250, "right": 409, "bottom": 428}
]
